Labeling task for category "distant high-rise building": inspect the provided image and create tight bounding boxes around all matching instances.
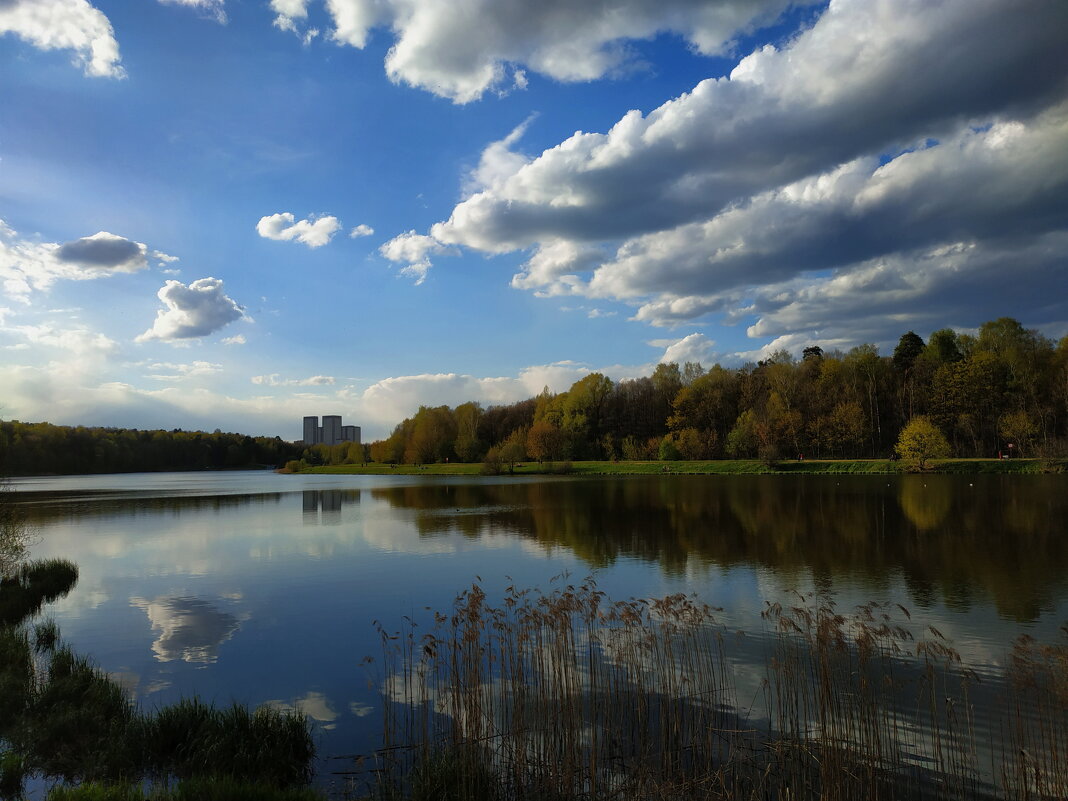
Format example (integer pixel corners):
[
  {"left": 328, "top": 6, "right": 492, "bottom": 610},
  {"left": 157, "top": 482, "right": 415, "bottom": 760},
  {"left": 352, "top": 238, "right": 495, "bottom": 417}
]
[
  {"left": 301, "top": 415, "right": 361, "bottom": 446},
  {"left": 303, "top": 416, "right": 319, "bottom": 445},
  {"left": 322, "top": 415, "right": 343, "bottom": 446}
]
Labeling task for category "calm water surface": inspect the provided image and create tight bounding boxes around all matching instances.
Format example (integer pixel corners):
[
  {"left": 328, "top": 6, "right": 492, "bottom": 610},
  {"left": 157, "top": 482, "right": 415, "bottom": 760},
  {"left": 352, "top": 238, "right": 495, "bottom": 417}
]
[{"left": 9, "top": 470, "right": 1068, "bottom": 785}]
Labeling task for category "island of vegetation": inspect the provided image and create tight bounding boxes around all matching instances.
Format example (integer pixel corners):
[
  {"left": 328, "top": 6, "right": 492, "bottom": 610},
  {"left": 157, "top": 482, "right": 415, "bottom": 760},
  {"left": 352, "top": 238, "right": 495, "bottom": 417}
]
[{"left": 288, "top": 318, "right": 1068, "bottom": 475}]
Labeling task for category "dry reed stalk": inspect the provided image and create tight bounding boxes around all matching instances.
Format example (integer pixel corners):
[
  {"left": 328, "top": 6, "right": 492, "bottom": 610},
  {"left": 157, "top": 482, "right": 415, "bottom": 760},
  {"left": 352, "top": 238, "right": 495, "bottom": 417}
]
[{"left": 355, "top": 579, "right": 1068, "bottom": 801}]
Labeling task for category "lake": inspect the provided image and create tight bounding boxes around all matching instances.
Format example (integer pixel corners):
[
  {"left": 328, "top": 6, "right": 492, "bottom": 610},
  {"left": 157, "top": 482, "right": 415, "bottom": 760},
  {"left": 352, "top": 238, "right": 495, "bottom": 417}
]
[{"left": 8, "top": 470, "right": 1068, "bottom": 791}]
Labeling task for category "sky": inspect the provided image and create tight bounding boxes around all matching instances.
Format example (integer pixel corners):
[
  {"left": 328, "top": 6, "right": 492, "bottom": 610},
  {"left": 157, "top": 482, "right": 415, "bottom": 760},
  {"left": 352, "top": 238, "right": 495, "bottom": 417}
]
[{"left": 1, "top": 0, "right": 1066, "bottom": 440}]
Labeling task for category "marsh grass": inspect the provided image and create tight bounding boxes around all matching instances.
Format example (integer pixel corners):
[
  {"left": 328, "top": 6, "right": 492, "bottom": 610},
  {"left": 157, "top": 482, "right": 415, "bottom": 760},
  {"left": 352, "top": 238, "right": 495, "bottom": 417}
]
[
  {"left": 0, "top": 559, "right": 79, "bottom": 626},
  {"left": 0, "top": 634, "right": 315, "bottom": 788},
  {"left": 356, "top": 579, "right": 1068, "bottom": 801},
  {"left": 0, "top": 556, "right": 315, "bottom": 797}
]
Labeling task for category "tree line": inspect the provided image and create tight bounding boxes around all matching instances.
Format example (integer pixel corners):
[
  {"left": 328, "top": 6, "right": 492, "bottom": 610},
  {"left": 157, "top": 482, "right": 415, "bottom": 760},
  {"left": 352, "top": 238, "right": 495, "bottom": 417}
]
[
  {"left": 361, "top": 318, "right": 1068, "bottom": 466},
  {"left": 0, "top": 422, "right": 302, "bottom": 476}
]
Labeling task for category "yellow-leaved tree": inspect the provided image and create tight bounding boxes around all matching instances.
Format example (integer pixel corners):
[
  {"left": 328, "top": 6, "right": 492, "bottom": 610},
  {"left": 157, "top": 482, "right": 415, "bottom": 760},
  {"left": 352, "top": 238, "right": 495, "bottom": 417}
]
[{"left": 895, "top": 415, "right": 951, "bottom": 469}]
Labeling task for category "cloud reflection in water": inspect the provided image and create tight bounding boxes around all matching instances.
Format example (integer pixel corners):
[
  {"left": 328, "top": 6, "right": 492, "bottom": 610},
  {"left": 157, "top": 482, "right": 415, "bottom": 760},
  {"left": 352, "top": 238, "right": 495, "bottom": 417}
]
[{"left": 130, "top": 595, "right": 242, "bottom": 664}]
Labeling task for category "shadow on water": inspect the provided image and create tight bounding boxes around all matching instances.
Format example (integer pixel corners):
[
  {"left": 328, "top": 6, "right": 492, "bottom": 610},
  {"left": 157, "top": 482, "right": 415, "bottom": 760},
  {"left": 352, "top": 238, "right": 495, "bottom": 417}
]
[{"left": 367, "top": 475, "right": 1068, "bottom": 622}]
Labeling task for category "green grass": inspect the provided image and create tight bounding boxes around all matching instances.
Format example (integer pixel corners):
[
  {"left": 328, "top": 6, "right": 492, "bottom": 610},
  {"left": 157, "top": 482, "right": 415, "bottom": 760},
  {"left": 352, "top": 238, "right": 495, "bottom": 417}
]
[{"left": 293, "top": 457, "right": 1061, "bottom": 477}]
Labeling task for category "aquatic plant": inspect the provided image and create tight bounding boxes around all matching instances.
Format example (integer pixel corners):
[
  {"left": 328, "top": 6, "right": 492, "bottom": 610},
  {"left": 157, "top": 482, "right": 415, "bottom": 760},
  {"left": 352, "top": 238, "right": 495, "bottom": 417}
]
[
  {"left": 355, "top": 578, "right": 1068, "bottom": 801},
  {"left": 143, "top": 698, "right": 315, "bottom": 786},
  {"left": 0, "top": 558, "right": 315, "bottom": 797},
  {"left": 0, "top": 559, "right": 80, "bottom": 626}
]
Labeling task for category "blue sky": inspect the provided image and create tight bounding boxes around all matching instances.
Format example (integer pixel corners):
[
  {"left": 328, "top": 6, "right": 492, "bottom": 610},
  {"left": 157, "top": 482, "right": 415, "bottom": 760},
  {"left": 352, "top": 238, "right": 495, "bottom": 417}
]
[{"left": 1, "top": 0, "right": 1066, "bottom": 439}]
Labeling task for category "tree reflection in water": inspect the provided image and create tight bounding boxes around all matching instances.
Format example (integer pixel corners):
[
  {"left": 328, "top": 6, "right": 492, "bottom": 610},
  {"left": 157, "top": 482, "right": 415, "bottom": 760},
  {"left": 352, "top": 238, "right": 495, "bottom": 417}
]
[{"left": 370, "top": 475, "right": 1068, "bottom": 622}]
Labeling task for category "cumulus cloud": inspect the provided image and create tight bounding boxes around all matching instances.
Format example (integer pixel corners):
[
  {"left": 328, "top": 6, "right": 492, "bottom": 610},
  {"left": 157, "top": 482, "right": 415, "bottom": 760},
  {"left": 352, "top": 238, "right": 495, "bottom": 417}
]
[
  {"left": 379, "top": 231, "right": 446, "bottom": 285},
  {"left": 55, "top": 231, "right": 148, "bottom": 271},
  {"left": 356, "top": 364, "right": 594, "bottom": 429},
  {"left": 398, "top": 0, "right": 1068, "bottom": 347},
  {"left": 256, "top": 212, "right": 342, "bottom": 248},
  {"left": 349, "top": 223, "right": 374, "bottom": 238},
  {"left": 277, "top": 0, "right": 806, "bottom": 103},
  {"left": 510, "top": 240, "right": 605, "bottom": 296},
  {"left": 0, "top": 0, "right": 123, "bottom": 77},
  {"left": 734, "top": 233, "right": 1068, "bottom": 359},
  {"left": 652, "top": 333, "right": 717, "bottom": 365},
  {"left": 1, "top": 222, "right": 152, "bottom": 300},
  {"left": 596, "top": 106, "right": 1068, "bottom": 324},
  {"left": 434, "top": 0, "right": 1068, "bottom": 254},
  {"left": 136, "top": 278, "right": 245, "bottom": 343},
  {"left": 221, "top": 334, "right": 246, "bottom": 345},
  {"left": 251, "top": 374, "right": 336, "bottom": 387},
  {"left": 157, "top": 0, "right": 226, "bottom": 24}
]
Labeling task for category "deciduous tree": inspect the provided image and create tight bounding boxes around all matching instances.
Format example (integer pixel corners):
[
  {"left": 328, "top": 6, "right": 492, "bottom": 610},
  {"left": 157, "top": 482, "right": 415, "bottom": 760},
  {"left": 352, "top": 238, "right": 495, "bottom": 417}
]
[{"left": 896, "top": 416, "right": 951, "bottom": 469}]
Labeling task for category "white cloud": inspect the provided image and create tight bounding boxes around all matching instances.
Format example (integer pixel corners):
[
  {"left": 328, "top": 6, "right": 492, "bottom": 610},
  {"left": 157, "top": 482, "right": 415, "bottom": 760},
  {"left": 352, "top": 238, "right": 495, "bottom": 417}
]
[
  {"left": 285, "top": 0, "right": 805, "bottom": 103},
  {"left": 378, "top": 230, "right": 442, "bottom": 263},
  {"left": 256, "top": 212, "right": 342, "bottom": 248},
  {"left": 221, "top": 334, "right": 246, "bottom": 345},
  {"left": 0, "top": 0, "right": 124, "bottom": 77},
  {"left": 435, "top": 0, "right": 1068, "bottom": 256},
  {"left": 6, "top": 323, "right": 117, "bottom": 357},
  {"left": 395, "top": 0, "right": 1068, "bottom": 348},
  {"left": 136, "top": 277, "right": 245, "bottom": 343},
  {"left": 349, "top": 223, "right": 374, "bottom": 238},
  {"left": 589, "top": 110, "right": 1068, "bottom": 317},
  {"left": 398, "top": 261, "right": 431, "bottom": 286},
  {"left": 510, "top": 240, "right": 604, "bottom": 296},
  {"left": 653, "top": 333, "right": 716, "bottom": 365},
  {"left": 144, "top": 361, "right": 223, "bottom": 381},
  {"left": 0, "top": 350, "right": 659, "bottom": 439},
  {"left": 270, "top": 0, "right": 310, "bottom": 32},
  {"left": 0, "top": 222, "right": 151, "bottom": 300},
  {"left": 251, "top": 374, "right": 336, "bottom": 387},
  {"left": 356, "top": 367, "right": 586, "bottom": 429},
  {"left": 152, "top": 250, "right": 179, "bottom": 266},
  {"left": 732, "top": 233, "right": 1068, "bottom": 358},
  {"left": 379, "top": 231, "right": 446, "bottom": 285},
  {"left": 157, "top": 0, "right": 226, "bottom": 24}
]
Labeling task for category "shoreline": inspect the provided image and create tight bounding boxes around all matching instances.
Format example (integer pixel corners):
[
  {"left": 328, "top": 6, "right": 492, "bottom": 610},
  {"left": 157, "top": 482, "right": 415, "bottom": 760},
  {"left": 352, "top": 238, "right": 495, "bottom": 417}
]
[{"left": 288, "top": 457, "right": 1063, "bottom": 477}]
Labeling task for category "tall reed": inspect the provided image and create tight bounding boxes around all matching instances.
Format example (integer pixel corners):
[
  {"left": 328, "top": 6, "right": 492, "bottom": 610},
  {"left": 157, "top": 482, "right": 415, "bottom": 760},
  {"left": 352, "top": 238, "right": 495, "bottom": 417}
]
[{"left": 356, "top": 578, "right": 1068, "bottom": 801}]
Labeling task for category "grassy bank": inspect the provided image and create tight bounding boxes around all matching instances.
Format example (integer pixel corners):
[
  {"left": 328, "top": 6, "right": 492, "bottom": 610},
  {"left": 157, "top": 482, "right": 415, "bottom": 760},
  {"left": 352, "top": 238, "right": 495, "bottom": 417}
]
[{"left": 290, "top": 457, "right": 1061, "bottom": 477}]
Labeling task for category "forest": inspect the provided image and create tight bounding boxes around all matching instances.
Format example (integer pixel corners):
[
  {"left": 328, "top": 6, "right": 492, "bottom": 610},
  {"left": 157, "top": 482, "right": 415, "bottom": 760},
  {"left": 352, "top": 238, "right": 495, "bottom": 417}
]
[
  {"left": 343, "top": 317, "right": 1068, "bottom": 467},
  {"left": 0, "top": 423, "right": 302, "bottom": 476}
]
